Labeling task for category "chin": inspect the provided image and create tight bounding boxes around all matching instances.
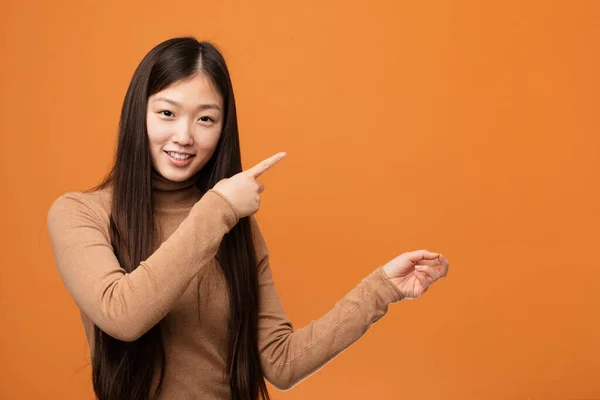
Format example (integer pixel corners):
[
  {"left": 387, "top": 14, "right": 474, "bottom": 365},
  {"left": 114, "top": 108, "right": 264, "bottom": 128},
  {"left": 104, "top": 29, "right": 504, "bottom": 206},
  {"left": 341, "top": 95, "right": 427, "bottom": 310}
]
[{"left": 158, "top": 165, "right": 200, "bottom": 182}]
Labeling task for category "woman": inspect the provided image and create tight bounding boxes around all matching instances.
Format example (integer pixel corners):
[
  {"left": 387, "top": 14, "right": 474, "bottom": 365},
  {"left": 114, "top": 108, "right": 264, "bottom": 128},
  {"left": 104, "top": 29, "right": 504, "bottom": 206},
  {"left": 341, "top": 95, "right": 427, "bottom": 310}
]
[{"left": 47, "top": 37, "right": 449, "bottom": 400}]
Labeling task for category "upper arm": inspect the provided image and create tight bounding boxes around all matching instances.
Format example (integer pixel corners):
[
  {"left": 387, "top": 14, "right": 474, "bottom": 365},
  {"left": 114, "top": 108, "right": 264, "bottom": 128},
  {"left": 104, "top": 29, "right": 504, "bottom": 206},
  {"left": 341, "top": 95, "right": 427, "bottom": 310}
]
[
  {"left": 47, "top": 193, "right": 129, "bottom": 338},
  {"left": 249, "top": 218, "right": 296, "bottom": 388},
  {"left": 47, "top": 190, "right": 240, "bottom": 342}
]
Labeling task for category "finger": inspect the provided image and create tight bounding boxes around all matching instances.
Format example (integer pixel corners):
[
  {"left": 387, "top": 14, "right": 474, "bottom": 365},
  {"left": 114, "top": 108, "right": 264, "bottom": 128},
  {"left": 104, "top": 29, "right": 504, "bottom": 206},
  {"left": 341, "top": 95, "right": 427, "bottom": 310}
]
[
  {"left": 257, "top": 183, "right": 265, "bottom": 194},
  {"left": 405, "top": 249, "right": 439, "bottom": 265},
  {"left": 415, "top": 265, "right": 441, "bottom": 281},
  {"left": 438, "top": 254, "right": 450, "bottom": 277},
  {"left": 415, "top": 271, "right": 430, "bottom": 291},
  {"left": 427, "top": 266, "right": 442, "bottom": 280},
  {"left": 246, "top": 152, "right": 287, "bottom": 178},
  {"left": 415, "top": 259, "right": 439, "bottom": 267},
  {"left": 416, "top": 259, "right": 447, "bottom": 277}
]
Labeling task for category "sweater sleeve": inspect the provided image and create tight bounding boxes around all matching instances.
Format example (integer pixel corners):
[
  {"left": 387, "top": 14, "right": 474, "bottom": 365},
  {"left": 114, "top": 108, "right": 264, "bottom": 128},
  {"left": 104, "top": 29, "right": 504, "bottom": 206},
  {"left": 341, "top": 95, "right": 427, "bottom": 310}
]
[
  {"left": 251, "top": 218, "right": 403, "bottom": 391},
  {"left": 47, "top": 189, "right": 238, "bottom": 342}
]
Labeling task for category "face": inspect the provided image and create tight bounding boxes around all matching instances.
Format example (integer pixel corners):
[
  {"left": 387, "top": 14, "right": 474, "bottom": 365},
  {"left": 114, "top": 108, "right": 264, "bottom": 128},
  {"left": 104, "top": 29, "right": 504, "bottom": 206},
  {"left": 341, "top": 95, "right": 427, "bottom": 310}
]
[{"left": 146, "top": 72, "right": 224, "bottom": 182}]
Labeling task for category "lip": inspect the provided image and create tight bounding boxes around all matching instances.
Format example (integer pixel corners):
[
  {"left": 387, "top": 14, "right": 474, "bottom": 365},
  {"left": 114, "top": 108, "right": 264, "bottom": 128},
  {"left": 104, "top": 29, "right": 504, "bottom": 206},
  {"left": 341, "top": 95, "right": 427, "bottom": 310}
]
[
  {"left": 164, "top": 151, "right": 195, "bottom": 167},
  {"left": 164, "top": 150, "right": 194, "bottom": 156}
]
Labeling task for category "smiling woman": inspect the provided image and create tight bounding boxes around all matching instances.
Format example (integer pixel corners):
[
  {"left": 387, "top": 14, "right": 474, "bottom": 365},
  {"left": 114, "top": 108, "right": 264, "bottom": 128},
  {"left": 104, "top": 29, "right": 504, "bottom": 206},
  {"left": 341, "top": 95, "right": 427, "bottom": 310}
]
[
  {"left": 147, "top": 74, "right": 224, "bottom": 180},
  {"left": 46, "top": 37, "right": 449, "bottom": 400}
]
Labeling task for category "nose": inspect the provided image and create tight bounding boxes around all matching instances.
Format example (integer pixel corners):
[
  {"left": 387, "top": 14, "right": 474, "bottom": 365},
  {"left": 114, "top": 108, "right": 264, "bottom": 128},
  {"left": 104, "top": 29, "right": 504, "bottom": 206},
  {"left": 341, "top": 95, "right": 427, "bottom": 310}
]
[{"left": 172, "top": 122, "right": 194, "bottom": 146}]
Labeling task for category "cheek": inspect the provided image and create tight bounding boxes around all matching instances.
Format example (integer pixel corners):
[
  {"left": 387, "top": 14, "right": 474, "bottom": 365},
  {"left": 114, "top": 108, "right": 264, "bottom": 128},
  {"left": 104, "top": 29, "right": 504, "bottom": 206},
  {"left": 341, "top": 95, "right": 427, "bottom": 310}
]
[
  {"left": 146, "top": 116, "right": 170, "bottom": 149},
  {"left": 194, "top": 134, "right": 220, "bottom": 151},
  {"left": 193, "top": 126, "right": 223, "bottom": 151}
]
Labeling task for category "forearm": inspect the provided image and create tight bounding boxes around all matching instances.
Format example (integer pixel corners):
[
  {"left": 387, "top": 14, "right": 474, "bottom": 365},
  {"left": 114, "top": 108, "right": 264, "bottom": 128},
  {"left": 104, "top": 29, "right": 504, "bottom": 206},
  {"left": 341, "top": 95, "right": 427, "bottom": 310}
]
[{"left": 260, "top": 267, "right": 401, "bottom": 389}]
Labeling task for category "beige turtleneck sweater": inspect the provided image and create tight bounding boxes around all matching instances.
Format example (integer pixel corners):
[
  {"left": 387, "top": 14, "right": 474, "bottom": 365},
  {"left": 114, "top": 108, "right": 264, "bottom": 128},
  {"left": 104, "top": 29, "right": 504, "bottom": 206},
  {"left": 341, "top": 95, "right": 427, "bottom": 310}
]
[{"left": 47, "top": 172, "right": 403, "bottom": 398}]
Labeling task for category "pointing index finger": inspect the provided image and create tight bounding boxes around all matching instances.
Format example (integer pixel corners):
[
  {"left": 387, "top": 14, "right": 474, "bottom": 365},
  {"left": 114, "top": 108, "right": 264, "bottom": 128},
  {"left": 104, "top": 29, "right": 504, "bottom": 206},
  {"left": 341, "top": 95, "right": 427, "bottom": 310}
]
[{"left": 246, "top": 152, "right": 287, "bottom": 178}]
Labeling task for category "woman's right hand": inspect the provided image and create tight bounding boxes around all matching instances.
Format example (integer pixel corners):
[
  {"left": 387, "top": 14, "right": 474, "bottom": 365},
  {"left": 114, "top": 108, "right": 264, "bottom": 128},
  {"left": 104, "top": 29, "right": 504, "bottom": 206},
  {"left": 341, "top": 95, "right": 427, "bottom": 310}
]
[{"left": 212, "top": 152, "right": 287, "bottom": 218}]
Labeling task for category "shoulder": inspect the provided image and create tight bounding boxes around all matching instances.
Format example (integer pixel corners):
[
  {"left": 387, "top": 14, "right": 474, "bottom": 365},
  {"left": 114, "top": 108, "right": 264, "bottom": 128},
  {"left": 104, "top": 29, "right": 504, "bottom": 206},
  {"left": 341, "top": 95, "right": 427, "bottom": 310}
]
[
  {"left": 47, "top": 187, "right": 112, "bottom": 238},
  {"left": 48, "top": 186, "right": 111, "bottom": 219}
]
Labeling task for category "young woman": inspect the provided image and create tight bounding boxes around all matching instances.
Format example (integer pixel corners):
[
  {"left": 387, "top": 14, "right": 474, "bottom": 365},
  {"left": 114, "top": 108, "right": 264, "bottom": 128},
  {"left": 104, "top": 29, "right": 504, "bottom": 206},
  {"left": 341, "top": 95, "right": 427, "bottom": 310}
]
[{"left": 47, "top": 37, "right": 449, "bottom": 400}]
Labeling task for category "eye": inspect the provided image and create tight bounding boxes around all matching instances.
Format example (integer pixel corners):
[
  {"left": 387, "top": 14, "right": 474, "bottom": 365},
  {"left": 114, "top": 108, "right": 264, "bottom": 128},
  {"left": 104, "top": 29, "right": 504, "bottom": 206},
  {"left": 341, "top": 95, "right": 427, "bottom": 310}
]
[
  {"left": 199, "top": 116, "right": 214, "bottom": 123},
  {"left": 159, "top": 110, "right": 174, "bottom": 117}
]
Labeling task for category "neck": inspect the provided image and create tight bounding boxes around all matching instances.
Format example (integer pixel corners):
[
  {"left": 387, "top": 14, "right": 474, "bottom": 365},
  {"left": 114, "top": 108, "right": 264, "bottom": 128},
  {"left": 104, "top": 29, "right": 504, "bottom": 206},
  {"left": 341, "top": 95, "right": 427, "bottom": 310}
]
[{"left": 151, "top": 169, "right": 202, "bottom": 210}]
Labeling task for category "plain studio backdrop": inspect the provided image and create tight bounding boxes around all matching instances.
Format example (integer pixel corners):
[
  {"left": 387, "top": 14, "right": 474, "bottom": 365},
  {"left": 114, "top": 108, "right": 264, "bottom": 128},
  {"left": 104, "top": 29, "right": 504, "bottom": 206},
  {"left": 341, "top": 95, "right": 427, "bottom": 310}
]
[{"left": 0, "top": 1, "right": 599, "bottom": 399}]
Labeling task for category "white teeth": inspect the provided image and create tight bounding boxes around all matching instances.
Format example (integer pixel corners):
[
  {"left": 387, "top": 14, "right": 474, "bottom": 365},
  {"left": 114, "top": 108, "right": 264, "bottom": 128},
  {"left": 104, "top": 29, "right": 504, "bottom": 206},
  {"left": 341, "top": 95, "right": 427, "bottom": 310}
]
[{"left": 168, "top": 152, "right": 191, "bottom": 160}]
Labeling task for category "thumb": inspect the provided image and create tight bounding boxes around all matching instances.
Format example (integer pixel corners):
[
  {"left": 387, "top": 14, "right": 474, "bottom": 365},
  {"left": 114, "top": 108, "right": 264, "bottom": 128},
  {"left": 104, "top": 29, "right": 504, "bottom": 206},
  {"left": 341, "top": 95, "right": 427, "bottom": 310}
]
[{"left": 405, "top": 249, "right": 440, "bottom": 265}]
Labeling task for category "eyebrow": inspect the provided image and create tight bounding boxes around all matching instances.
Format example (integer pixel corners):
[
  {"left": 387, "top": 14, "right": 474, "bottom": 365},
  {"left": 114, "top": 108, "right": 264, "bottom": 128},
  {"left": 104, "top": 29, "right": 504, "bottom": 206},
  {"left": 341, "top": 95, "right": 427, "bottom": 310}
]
[{"left": 152, "top": 97, "right": 221, "bottom": 112}]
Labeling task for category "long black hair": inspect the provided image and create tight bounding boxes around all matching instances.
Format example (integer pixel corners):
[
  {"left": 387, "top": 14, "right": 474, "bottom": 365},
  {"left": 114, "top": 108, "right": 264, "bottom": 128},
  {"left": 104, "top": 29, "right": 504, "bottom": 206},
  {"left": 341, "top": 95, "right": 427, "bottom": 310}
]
[{"left": 91, "top": 37, "right": 269, "bottom": 400}]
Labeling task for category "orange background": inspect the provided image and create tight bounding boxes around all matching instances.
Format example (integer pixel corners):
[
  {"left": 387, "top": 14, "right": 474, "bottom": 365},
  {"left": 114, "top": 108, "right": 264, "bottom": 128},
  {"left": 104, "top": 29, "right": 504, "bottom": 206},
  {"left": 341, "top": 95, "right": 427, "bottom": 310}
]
[{"left": 1, "top": 1, "right": 599, "bottom": 399}]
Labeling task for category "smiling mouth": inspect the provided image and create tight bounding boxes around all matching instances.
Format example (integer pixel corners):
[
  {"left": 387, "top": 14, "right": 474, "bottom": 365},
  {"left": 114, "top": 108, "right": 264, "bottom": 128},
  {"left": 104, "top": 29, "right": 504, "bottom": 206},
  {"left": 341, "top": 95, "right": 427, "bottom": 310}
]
[{"left": 165, "top": 151, "right": 195, "bottom": 161}]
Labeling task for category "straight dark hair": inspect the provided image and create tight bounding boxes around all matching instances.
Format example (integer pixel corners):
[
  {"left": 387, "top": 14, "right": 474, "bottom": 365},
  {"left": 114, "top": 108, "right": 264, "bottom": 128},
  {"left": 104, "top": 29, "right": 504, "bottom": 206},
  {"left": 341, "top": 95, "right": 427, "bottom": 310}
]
[{"left": 91, "top": 37, "right": 270, "bottom": 400}]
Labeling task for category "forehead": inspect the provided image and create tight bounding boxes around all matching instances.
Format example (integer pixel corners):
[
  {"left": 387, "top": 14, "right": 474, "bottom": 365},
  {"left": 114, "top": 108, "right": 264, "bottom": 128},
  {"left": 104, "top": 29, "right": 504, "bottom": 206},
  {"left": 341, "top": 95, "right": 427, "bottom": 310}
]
[{"left": 151, "top": 72, "right": 223, "bottom": 107}]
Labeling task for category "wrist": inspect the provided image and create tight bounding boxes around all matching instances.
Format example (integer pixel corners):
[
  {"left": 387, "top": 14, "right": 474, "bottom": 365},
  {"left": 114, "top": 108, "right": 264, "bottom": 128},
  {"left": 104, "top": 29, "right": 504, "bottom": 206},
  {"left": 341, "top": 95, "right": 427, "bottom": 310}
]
[
  {"left": 381, "top": 263, "right": 392, "bottom": 278},
  {"left": 377, "top": 266, "right": 403, "bottom": 303}
]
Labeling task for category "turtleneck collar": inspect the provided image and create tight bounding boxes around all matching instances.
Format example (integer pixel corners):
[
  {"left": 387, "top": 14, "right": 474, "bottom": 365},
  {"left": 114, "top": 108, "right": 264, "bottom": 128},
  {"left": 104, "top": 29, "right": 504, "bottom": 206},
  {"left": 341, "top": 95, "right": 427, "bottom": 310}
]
[{"left": 152, "top": 169, "right": 203, "bottom": 210}]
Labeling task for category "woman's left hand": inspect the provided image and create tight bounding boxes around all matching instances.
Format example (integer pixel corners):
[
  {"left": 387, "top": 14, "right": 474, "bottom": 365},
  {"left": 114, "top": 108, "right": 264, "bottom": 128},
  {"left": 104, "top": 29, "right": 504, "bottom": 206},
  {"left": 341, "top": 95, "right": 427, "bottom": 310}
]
[{"left": 382, "top": 250, "right": 449, "bottom": 300}]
